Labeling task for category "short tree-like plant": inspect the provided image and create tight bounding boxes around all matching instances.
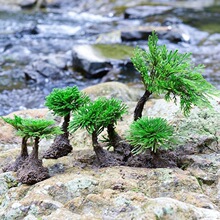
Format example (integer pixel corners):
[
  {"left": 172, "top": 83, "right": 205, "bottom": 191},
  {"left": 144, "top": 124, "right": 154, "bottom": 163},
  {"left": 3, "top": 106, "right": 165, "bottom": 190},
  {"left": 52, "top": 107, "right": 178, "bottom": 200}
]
[
  {"left": 1, "top": 115, "right": 29, "bottom": 172},
  {"left": 131, "top": 31, "right": 219, "bottom": 121},
  {"left": 16, "top": 118, "right": 62, "bottom": 184},
  {"left": 127, "top": 117, "right": 174, "bottom": 155},
  {"left": 68, "top": 97, "right": 128, "bottom": 165},
  {"left": 43, "top": 86, "right": 90, "bottom": 159}
]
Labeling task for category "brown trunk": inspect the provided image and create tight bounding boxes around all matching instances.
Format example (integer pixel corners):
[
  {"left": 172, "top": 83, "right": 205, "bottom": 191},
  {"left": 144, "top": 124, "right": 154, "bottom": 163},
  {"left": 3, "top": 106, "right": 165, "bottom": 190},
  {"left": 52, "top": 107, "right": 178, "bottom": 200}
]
[
  {"left": 62, "top": 113, "right": 70, "bottom": 138},
  {"left": 2, "top": 137, "right": 29, "bottom": 172},
  {"left": 107, "top": 124, "right": 132, "bottom": 161},
  {"left": 20, "top": 137, "right": 28, "bottom": 158},
  {"left": 30, "top": 137, "right": 40, "bottom": 160},
  {"left": 107, "top": 124, "right": 122, "bottom": 148},
  {"left": 92, "top": 131, "right": 106, "bottom": 161},
  {"left": 43, "top": 113, "right": 72, "bottom": 159},
  {"left": 134, "top": 90, "right": 152, "bottom": 121}
]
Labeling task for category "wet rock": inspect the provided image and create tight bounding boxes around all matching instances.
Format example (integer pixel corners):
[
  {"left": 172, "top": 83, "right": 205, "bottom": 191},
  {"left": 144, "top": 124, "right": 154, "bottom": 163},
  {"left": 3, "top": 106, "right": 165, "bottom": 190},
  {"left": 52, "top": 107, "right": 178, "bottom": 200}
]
[
  {"left": 124, "top": 5, "right": 173, "bottom": 19},
  {"left": 121, "top": 25, "right": 190, "bottom": 43},
  {"left": 162, "top": 17, "right": 183, "bottom": 26},
  {"left": 96, "top": 30, "right": 122, "bottom": 44},
  {"left": 42, "top": 54, "right": 69, "bottom": 70},
  {"left": 2, "top": 45, "right": 33, "bottom": 65},
  {"left": 0, "top": 69, "right": 26, "bottom": 92},
  {"left": 16, "top": 26, "right": 39, "bottom": 37},
  {"left": 19, "top": 0, "right": 37, "bottom": 9},
  {"left": 37, "top": 24, "right": 81, "bottom": 37},
  {"left": 0, "top": 88, "right": 47, "bottom": 116},
  {"left": 72, "top": 44, "right": 134, "bottom": 78},
  {"left": 24, "top": 60, "right": 63, "bottom": 85}
]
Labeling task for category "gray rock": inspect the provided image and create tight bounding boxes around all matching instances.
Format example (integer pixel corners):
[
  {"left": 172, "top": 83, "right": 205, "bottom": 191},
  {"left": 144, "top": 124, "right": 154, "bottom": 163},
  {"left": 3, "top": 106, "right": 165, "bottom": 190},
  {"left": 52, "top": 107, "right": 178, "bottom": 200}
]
[
  {"left": 72, "top": 44, "right": 134, "bottom": 78},
  {"left": 24, "top": 60, "right": 63, "bottom": 85},
  {"left": 124, "top": 5, "right": 173, "bottom": 19},
  {"left": 121, "top": 25, "right": 190, "bottom": 43},
  {"left": 83, "top": 81, "right": 141, "bottom": 102},
  {"left": 19, "top": 0, "right": 37, "bottom": 8}
]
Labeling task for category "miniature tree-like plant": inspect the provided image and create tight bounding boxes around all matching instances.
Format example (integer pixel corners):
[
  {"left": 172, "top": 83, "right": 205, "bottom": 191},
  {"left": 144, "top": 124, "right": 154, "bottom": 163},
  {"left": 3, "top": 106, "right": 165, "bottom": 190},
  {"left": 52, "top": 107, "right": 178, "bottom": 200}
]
[
  {"left": 68, "top": 97, "right": 128, "bottom": 165},
  {"left": 127, "top": 117, "right": 174, "bottom": 154},
  {"left": 16, "top": 118, "right": 62, "bottom": 184},
  {"left": 1, "top": 115, "right": 29, "bottom": 172},
  {"left": 131, "top": 31, "right": 220, "bottom": 121},
  {"left": 126, "top": 117, "right": 177, "bottom": 167},
  {"left": 43, "top": 86, "right": 90, "bottom": 159}
]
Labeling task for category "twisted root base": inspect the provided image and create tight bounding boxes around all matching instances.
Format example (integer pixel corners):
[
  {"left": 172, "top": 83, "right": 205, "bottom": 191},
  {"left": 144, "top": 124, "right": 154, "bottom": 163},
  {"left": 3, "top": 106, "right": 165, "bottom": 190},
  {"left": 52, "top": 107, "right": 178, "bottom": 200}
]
[
  {"left": 43, "top": 135, "right": 72, "bottom": 159},
  {"left": 17, "top": 158, "right": 49, "bottom": 185}
]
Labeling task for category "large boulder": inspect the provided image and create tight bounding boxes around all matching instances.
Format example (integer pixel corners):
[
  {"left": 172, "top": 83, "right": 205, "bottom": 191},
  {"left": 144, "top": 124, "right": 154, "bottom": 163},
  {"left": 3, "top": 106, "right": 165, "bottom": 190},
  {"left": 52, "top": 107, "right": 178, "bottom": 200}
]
[
  {"left": 0, "top": 166, "right": 220, "bottom": 219},
  {"left": 72, "top": 44, "right": 134, "bottom": 78},
  {"left": 0, "top": 82, "right": 220, "bottom": 219}
]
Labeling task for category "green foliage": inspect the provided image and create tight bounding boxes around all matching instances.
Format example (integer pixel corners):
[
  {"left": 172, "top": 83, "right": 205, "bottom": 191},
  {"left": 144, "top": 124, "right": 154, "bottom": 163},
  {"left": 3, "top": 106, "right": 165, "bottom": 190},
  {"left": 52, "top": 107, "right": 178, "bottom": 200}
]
[
  {"left": 16, "top": 118, "right": 63, "bottom": 139},
  {"left": 45, "top": 86, "right": 90, "bottom": 117},
  {"left": 2, "top": 115, "right": 62, "bottom": 139},
  {"left": 1, "top": 115, "right": 23, "bottom": 130},
  {"left": 126, "top": 117, "right": 174, "bottom": 154},
  {"left": 69, "top": 97, "right": 128, "bottom": 135},
  {"left": 131, "top": 31, "right": 220, "bottom": 116}
]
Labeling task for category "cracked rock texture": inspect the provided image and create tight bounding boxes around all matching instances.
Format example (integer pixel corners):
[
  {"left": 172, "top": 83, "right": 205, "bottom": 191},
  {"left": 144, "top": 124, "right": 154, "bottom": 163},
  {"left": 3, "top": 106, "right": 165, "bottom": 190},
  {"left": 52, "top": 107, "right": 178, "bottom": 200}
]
[{"left": 0, "top": 82, "right": 220, "bottom": 219}]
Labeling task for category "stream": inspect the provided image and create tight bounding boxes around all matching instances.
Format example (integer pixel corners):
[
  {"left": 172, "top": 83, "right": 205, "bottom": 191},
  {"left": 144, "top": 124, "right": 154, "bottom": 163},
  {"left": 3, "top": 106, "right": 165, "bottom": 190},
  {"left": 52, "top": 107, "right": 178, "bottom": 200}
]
[{"left": 0, "top": 0, "right": 220, "bottom": 115}]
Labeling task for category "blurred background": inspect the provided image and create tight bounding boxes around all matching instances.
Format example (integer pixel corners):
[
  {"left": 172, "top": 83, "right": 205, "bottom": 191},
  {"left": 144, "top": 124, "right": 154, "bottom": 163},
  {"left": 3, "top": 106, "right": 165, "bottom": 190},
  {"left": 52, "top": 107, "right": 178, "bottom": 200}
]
[{"left": 0, "top": 0, "right": 220, "bottom": 115}]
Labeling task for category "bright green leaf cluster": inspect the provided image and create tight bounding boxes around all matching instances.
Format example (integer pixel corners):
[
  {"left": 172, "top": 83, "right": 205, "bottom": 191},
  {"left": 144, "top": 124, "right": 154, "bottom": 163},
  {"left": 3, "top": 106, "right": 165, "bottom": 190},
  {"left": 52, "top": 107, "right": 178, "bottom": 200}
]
[
  {"left": 131, "top": 31, "right": 220, "bottom": 116},
  {"left": 1, "top": 115, "right": 23, "bottom": 130},
  {"left": 2, "top": 115, "right": 62, "bottom": 139},
  {"left": 126, "top": 117, "right": 174, "bottom": 154},
  {"left": 69, "top": 97, "right": 128, "bottom": 135},
  {"left": 45, "top": 86, "right": 90, "bottom": 117},
  {"left": 16, "top": 118, "right": 63, "bottom": 139}
]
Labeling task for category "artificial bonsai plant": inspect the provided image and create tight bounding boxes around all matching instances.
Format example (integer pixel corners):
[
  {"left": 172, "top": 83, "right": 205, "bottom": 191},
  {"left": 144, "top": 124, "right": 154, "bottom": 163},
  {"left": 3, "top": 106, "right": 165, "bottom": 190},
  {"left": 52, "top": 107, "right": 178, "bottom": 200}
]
[
  {"left": 43, "top": 86, "right": 90, "bottom": 159},
  {"left": 1, "top": 115, "right": 29, "bottom": 172},
  {"left": 126, "top": 116, "right": 176, "bottom": 167},
  {"left": 131, "top": 31, "right": 219, "bottom": 121},
  {"left": 16, "top": 117, "right": 62, "bottom": 184},
  {"left": 125, "top": 31, "right": 219, "bottom": 163},
  {"left": 68, "top": 97, "right": 128, "bottom": 165}
]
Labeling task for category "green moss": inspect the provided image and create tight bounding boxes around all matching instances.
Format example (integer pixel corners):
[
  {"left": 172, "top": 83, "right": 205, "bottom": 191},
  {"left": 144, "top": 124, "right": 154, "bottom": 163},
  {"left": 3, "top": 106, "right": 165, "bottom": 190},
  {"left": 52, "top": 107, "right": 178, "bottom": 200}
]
[{"left": 92, "top": 44, "right": 134, "bottom": 60}]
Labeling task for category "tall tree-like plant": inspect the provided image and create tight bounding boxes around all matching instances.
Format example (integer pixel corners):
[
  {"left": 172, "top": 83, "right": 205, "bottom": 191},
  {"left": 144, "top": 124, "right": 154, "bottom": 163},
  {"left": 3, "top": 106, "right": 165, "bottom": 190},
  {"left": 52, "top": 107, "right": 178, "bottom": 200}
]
[
  {"left": 131, "top": 31, "right": 220, "bottom": 121},
  {"left": 68, "top": 97, "right": 128, "bottom": 165},
  {"left": 16, "top": 118, "right": 62, "bottom": 184},
  {"left": 1, "top": 115, "right": 29, "bottom": 172},
  {"left": 43, "top": 86, "right": 90, "bottom": 159}
]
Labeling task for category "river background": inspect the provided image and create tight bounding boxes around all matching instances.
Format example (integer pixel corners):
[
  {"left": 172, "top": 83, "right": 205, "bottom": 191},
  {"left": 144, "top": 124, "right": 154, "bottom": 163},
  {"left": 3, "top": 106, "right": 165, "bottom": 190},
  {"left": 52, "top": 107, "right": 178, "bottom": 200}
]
[{"left": 0, "top": 0, "right": 220, "bottom": 115}]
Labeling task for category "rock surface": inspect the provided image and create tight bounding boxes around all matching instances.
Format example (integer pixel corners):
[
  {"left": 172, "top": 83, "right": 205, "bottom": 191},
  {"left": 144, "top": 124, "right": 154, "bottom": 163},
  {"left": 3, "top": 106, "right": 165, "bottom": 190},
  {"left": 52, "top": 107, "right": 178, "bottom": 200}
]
[
  {"left": 72, "top": 44, "right": 134, "bottom": 78},
  {"left": 0, "top": 82, "right": 220, "bottom": 219}
]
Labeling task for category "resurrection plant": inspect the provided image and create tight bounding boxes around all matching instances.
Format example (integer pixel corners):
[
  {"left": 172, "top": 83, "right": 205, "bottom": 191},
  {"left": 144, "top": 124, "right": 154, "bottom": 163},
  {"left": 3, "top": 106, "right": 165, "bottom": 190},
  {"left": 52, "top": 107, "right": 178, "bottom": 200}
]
[
  {"left": 68, "top": 97, "right": 128, "bottom": 165},
  {"left": 16, "top": 118, "right": 62, "bottom": 185},
  {"left": 1, "top": 115, "right": 29, "bottom": 172},
  {"left": 131, "top": 31, "right": 220, "bottom": 121},
  {"left": 43, "top": 86, "right": 90, "bottom": 159}
]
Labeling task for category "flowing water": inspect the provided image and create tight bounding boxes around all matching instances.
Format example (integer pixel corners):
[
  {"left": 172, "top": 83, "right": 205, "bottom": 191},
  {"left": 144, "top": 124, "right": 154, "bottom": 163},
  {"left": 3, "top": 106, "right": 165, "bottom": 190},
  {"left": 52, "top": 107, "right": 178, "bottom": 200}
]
[{"left": 0, "top": 0, "right": 219, "bottom": 115}]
